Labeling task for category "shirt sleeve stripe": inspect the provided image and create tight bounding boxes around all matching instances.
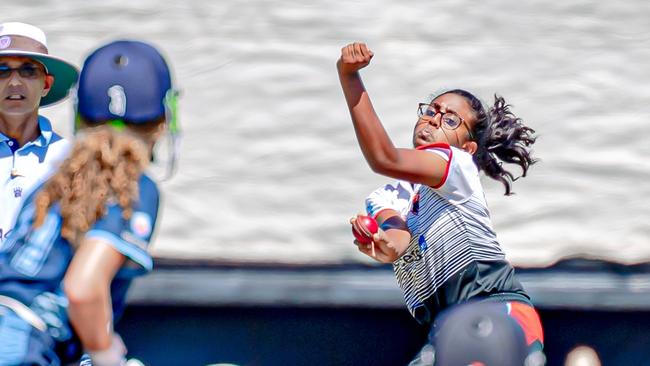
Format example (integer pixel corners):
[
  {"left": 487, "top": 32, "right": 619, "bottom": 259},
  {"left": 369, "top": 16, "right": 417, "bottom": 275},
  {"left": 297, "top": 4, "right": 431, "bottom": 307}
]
[{"left": 85, "top": 229, "right": 153, "bottom": 271}]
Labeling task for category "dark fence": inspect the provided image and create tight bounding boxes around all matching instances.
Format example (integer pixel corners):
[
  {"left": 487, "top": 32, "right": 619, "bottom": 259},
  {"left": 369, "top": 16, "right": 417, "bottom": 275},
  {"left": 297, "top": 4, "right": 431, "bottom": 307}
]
[{"left": 116, "top": 259, "right": 650, "bottom": 365}]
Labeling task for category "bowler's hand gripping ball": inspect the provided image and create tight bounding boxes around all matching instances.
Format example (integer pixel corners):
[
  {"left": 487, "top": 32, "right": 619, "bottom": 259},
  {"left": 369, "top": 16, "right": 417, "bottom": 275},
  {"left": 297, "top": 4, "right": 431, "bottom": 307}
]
[{"left": 352, "top": 215, "right": 379, "bottom": 244}]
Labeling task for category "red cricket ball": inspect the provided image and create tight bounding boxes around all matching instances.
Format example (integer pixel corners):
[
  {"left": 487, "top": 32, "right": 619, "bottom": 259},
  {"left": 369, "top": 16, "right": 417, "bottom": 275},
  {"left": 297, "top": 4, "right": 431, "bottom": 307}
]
[{"left": 352, "top": 215, "right": 379, "bottom": 244}]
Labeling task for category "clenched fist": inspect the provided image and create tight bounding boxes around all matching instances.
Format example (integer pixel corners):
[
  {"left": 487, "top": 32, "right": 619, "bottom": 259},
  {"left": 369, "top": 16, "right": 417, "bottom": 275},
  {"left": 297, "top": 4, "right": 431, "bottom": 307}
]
[{"left": 337, "top": 42, "right": 374, "bottom": 75}]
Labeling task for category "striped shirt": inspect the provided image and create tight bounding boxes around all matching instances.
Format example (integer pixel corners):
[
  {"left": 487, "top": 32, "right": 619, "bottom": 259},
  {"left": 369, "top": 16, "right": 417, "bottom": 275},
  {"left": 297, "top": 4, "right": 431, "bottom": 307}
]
[{"left": 366, "top": 143, "right": 526, "bottom": 323}]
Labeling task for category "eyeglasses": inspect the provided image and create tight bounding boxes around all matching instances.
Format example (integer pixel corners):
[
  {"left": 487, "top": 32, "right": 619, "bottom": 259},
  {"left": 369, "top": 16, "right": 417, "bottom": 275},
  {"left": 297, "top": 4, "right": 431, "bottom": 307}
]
[
  {"left": 417, "top": 103, "right": 475, "bottom": 140},
  {"left": 0, "top": 64, "right": 45, "bottom": 79}
]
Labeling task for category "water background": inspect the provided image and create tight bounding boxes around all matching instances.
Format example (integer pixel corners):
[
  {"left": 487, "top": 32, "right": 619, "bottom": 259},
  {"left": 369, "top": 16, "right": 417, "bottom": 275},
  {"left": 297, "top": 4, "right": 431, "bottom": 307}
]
[{"left": 3, "top": 0, "right": 650, "bottom": 267}]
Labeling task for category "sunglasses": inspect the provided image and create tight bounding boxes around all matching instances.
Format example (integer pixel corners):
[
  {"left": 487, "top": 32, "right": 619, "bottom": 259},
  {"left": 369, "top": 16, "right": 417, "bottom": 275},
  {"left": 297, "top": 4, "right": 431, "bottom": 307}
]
[{"left": 0, "top": 64, "right": 46, "bottom": 79}]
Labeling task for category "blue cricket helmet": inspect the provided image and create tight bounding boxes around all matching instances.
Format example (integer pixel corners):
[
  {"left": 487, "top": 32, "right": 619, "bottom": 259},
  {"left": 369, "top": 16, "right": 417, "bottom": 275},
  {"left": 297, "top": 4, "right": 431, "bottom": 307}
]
[{"left": 77, "top": 40, "right": 172, "bottom": 124}]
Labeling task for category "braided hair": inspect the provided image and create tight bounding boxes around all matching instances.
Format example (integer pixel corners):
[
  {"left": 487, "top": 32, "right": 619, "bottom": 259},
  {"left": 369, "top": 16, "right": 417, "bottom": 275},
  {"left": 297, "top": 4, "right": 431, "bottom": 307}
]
[{"left": 439, "top": 89, "right": 537, "bottom": 195}]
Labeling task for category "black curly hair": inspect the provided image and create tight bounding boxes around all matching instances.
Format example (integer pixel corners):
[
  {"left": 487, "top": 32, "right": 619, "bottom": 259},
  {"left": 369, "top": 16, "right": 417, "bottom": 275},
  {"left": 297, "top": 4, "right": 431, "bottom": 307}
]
[{"left": 435, "top": 89, "right": 538, "bottom": 195}]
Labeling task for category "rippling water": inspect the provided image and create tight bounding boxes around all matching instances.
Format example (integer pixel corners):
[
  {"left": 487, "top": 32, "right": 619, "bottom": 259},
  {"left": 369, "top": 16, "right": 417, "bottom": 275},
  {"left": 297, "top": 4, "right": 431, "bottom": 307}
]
[{"left": 4, "top": 0, "right": 650, "bottom": 267}]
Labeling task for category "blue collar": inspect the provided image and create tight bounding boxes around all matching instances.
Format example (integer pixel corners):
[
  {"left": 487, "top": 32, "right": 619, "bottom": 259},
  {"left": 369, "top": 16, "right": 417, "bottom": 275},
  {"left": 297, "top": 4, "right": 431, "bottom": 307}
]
[{"left": 32, "top": 115, "right": 54, "bottom": 147}]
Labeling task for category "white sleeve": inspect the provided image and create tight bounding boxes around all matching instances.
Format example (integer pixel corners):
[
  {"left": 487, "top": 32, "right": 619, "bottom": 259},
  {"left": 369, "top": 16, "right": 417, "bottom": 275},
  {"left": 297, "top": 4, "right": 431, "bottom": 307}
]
[
  {"left": 426, "top": 146, "right": 481, "bottom": 204},
  {"left": 365, "top": 181, "right": 415, "bottom": 219}
]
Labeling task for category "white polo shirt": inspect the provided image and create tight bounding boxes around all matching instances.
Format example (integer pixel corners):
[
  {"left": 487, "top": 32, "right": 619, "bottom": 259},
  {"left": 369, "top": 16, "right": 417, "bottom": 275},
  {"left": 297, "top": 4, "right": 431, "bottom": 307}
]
[{"left": 0, "top": 116, "right": 69, "bottom": 245}]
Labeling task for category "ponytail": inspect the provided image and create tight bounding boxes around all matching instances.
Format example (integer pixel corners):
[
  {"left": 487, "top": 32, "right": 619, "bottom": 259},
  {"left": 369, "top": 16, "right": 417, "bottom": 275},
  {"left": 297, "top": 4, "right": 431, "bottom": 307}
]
[{"left": 443, "top": 90, "right": 538, "bottom": 195}]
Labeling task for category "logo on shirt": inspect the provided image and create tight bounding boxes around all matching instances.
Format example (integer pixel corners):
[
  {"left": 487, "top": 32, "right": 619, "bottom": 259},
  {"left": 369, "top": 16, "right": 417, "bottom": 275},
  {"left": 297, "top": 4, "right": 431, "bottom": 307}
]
[
  {"left": 396, "top": 247, "right": 423, "bottom": 267},
  {"left": 13, "top": 187, "right": 22, "bottom": 198},
  {"left": 418, "top": 235, "right": 428, "bottom": 251},
  {"left": 130, "top": 211, "right": 152, "bottom": 239}
]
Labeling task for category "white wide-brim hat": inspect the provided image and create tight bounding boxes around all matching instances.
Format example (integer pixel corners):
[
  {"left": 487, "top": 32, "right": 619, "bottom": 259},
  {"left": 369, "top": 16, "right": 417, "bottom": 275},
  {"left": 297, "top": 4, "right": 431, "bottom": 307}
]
[{"left": 0, "top": 22, "right": 79, "bottom": 107}]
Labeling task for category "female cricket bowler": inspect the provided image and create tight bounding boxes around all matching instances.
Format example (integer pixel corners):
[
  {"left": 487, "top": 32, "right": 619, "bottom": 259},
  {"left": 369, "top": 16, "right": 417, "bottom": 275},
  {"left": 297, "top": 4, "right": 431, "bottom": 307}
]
[
  {"left": 338, "top": 42, "right": 544, "bottom": 364},
  {"left": 0, "top": 39, "right": 179, "bottom": 366}
]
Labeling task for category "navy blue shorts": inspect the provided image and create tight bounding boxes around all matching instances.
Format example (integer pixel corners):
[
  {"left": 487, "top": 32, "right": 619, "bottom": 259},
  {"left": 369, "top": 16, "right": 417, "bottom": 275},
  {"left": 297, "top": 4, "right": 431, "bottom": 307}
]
[{"left": 0, "top": 308, "right": 59, "bottom": 366}]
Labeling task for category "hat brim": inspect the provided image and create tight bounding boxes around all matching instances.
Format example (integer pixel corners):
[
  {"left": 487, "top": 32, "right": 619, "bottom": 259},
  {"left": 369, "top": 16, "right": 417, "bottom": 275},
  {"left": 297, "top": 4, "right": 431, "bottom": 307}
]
[{"left": 0, "top": 50, "right": 79, "bottom": 107}]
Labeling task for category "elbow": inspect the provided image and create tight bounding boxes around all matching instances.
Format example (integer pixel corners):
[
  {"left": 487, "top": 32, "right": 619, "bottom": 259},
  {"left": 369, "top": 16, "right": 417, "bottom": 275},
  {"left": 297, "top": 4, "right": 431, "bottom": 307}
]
[
  {"left": 370, "top": 163, "right": 402, "bottom": 179},
  {"left": 370, "top": 164, "right": 392, "bottom": 177},
  {"left": 64, "top": 277, "right": 102, "bottom": 306},
  {"left": 366, "top": 155, "right": 399, "bottom": 176}
]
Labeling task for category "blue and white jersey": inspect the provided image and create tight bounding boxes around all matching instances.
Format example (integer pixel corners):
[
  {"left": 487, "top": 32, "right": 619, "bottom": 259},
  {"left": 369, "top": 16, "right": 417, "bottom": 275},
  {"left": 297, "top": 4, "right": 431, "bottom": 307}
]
[
  {"left": 366, "top": 143, "right": 526, "bottom": 324},
  {"left": 0, "top": 116, "right": 70, "bottom": 245},
  {"left": 0, "top": 174, "right": 159, "bottom": 342}
]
